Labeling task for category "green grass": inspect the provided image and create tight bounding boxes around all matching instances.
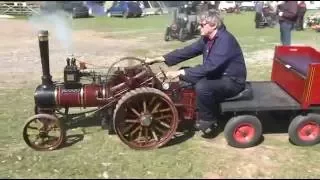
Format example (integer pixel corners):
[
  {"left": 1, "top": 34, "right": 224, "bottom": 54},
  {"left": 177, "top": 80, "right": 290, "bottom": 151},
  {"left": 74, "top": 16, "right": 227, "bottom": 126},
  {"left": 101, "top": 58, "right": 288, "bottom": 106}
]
[{"left": 2, "top": 11, "right": 320, "bottom": 178}]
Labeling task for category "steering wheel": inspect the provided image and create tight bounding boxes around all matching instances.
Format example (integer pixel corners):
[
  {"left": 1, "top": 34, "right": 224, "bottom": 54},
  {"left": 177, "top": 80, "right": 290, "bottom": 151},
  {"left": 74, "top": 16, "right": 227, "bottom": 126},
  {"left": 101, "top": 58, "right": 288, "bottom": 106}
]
[{"left": 105, "top": 57, "right": 152, "bottom": 81}]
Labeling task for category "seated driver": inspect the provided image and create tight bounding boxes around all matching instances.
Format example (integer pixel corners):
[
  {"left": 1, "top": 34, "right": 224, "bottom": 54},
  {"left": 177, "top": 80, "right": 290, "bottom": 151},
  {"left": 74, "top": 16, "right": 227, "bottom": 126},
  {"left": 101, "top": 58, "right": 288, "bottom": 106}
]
[{"left": 145, "top": 10, "right": 247, "bottom": 135}]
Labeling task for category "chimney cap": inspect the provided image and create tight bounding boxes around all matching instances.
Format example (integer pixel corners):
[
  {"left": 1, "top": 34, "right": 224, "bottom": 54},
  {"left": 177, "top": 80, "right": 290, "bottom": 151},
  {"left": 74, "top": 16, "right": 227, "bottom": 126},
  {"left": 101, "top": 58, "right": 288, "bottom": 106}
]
[{"left": 38, "top": 30, "right": 49, "bottom": 37}]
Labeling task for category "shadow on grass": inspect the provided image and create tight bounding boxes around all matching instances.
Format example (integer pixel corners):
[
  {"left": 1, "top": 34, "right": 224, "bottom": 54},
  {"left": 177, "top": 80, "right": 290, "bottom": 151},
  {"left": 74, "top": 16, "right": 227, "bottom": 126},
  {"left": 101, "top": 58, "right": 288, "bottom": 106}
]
[
  {"left": 59, "top": 114, "right": 104, "bottom": 148},
  {"left": 58, "top": 110, "right": 301, "bottom": 149},
  {"left": 65, "top": 114, "right": 102, "bottom": 130},
  {"left": 189, "top": 110, "right": 303, "bottom": 148},
  {"left": 61, "top": 134, "right": 84, "bottom": 149},
  {"left": 161, "top": 120, "right": 197, "bottom": 148}
]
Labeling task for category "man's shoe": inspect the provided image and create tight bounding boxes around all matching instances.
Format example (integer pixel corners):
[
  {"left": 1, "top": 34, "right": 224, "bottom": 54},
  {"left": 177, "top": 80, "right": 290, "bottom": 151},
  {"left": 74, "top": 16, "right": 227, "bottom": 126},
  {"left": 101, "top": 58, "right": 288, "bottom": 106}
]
[
  {"left": 202, "top": 122, "right": 220, "bottom": 138},
  {"left": 194, "top": 120, "right": 218, "bottom": 134}
]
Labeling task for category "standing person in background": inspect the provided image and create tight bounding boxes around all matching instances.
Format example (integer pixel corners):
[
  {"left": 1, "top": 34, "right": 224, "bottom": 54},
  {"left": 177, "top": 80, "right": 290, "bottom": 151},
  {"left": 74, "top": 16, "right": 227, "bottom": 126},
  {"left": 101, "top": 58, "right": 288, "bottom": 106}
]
[
  {"left": 295, "top": 1, "right": 307, "bottom": 31},
  {"left": 277, "top": 1, "right": 298, "bottom": 45},
  {"left": 255, "top": 1, "right": 264, "bottom": 28},
  {"left": 270, "top": 1, "right": 279, "bottom": 25}
]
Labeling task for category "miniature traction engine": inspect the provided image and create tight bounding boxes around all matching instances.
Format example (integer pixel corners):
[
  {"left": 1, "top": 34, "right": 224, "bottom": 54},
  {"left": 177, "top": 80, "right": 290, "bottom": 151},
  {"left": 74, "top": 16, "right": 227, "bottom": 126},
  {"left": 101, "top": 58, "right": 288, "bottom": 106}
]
[{"left": 23, "top": 30, "right": 194, "bottom": 151}]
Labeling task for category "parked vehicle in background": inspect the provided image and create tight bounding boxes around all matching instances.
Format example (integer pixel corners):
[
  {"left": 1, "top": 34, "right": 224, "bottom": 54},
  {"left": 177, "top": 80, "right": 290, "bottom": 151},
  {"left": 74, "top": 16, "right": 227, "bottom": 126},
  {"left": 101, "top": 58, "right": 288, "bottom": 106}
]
[
  {"left": 63, "top": 1, "right": 90, "bottom": 18},
  {"left": 219, "top": 1, "right": 236, "bottom": 12},
  {"left": 164, "top": 3, "right": 200, "bottom": 42},
  {"left": 106, "top": 1, "right": 142, "bottom": 18},
  {"left": 240, "top": 1, "right": 255, "bottom": 11},
  {"left": 40, "top": 1, "right": 89, "bottom": 18},
  {"left": 83, "top": 1, "right": 105, "bottom": 17},
  {"left": 138, "top": 1, "right": 168, "bottom": 16}
]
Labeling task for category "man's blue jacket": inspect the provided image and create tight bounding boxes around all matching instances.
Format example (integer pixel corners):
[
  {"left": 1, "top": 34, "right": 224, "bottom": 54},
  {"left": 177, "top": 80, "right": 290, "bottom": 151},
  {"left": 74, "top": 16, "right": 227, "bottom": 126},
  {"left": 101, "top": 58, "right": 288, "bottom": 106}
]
[{"left": 163, "top": 24, "right": 247, "bottom": 84}]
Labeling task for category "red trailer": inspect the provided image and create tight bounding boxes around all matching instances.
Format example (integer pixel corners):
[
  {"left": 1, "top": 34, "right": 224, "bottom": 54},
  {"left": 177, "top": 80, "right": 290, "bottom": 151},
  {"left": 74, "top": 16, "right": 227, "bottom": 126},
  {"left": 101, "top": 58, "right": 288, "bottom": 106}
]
[
  {"left": 218, "top": 46, "right": 320, "bottom": 148},
  {"left": 156, "top": 45, "right": 320, "bottom": 149},
  {"left": 23, "top": 30, "right": 320, "bottom": 151}
]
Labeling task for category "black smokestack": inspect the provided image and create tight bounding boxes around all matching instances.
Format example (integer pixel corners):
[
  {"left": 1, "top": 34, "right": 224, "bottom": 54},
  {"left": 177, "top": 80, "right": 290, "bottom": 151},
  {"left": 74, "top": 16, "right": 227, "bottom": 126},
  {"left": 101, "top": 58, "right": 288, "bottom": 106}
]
[{"left": 38, "top": 30, "right": 52, "bottom": 85}]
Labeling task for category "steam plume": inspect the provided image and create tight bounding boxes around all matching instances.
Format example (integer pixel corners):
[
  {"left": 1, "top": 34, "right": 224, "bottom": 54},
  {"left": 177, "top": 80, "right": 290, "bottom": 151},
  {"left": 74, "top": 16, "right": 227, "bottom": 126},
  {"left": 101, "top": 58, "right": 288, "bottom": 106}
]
[{"left": 28, "top": 8, "right": 74, "bottom": 54}]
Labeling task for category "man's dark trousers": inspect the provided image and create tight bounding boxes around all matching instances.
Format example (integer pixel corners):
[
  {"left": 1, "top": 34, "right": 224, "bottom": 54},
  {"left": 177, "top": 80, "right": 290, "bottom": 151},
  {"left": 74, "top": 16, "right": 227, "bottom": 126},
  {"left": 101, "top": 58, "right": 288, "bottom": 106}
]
[
  {"left": 194, "top": 76, "right": 245, "bottom": 124},
  {"left": 280, "top": 21, "right": 294, "bottom": 45},
  {"left": 295, "top": 15, "right": 304, "bottom": 31}
]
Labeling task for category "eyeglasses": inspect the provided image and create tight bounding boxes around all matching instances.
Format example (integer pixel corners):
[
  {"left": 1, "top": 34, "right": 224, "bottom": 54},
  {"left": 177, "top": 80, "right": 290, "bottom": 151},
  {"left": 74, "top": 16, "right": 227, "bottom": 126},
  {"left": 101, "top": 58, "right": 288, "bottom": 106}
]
[{"left": 200, "top": 23, "right": 207, "bottom": 28}]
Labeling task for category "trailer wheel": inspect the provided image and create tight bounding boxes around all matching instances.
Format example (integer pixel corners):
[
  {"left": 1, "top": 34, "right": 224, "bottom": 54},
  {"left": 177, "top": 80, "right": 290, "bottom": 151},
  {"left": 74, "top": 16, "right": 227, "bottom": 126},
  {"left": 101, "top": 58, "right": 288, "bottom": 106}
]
[
  {"left": 288, "top": 113, "right": 320, "bottom": 146},
  {"left": 224, "top": 115, "right": 262, "bottom": 148}
]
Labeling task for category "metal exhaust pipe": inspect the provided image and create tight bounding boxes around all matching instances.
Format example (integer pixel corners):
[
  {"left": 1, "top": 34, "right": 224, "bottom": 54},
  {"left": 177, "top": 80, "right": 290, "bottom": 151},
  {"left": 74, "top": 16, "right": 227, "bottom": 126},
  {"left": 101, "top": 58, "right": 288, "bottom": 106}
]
[{"left": 38, "top": 30, "right": 52, "bottom": 85}]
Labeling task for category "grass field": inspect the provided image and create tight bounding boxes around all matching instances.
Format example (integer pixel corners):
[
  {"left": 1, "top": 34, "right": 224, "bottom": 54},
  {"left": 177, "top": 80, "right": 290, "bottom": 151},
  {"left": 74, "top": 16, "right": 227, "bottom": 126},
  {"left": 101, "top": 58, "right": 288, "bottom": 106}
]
[{"left": 1, "top": 11, "right": 320, "bottom": 178}]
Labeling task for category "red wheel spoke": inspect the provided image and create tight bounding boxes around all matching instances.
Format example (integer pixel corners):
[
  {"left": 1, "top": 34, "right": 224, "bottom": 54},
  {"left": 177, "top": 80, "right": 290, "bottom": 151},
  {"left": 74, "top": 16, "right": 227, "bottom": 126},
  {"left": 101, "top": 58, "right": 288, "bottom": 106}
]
[
  {"left": 151, "top": 102, "right": 162, "bottom": 114},
  {"left": 148, "top": 96, "right": 157, "bottom": 107},
  {"left": 152, "top": 108, "right": 171, "bottom": 114},
  {"left": 125, "top": 119, "right": 140, "bottom": 123},
  {"left": 130, "top": 107, "right": 141, "bottom": 117},
  {"left": 143, "top": 99, "right": 147, "bottom": 113},
  {"left": 154, "top": 125, "right": 166, "bottom": 134},
  {"left": 122, "top": 123, "right": 135, "bottom": 134},
  {"left": 154, "top": 115, "right": 172, "bottom": 121},
  {"left": 151, "top": 128, "right": 159, "bottom": 141},
  {"left": 138, "top": 127, "right": 143, "bottom": 140},
  {"left": 130, "top": 126, "right": 142, "bottom": 136},
  {"left": 144, "top": 127, "right": 149, "bottom": 140},
  {"left": 159, "top": 121, "right": 171, "bottom": 129}
]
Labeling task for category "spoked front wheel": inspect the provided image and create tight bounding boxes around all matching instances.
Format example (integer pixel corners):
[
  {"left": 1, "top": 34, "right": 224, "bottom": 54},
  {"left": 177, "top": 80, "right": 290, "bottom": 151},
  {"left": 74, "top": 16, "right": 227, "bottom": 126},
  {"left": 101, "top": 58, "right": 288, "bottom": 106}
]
[{"left": 23, "top": 114, "right": 66, "bottom": 151}]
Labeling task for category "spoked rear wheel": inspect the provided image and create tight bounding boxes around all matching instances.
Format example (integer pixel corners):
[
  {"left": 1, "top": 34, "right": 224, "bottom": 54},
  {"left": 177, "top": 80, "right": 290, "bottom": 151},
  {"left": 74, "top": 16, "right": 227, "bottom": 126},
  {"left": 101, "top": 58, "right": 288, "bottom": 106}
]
[
  {"left": 23, "top": 114, "right": 66, "bottom": 151},
  {"left": 113, "top": 87, "right": 179, "bottom": 150}
]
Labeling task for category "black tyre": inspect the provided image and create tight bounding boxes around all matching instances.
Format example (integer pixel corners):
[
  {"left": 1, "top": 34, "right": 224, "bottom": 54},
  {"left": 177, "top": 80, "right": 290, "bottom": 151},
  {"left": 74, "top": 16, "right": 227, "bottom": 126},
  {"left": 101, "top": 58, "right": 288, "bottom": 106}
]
[
  {"left": 288, "top": 113, "right": 320, "bottom": 146},
  {"left": 178, "top": 28, "right": 188, "bottom": 42},
  {"left": 164, "top": 27, "right": 171, "bottom": 41},
  {"left": 224, "top": 115, "right": 262, "bottom": 148},
  {"left": 123, "top": 10, "right": 129, "bottom": 18}
]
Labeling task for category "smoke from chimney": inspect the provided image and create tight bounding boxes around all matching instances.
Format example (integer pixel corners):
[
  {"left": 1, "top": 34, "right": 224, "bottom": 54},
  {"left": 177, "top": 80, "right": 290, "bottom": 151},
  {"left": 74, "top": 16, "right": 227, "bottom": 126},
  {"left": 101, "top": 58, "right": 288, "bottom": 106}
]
[{"left": 28, "top": 8, "right": 74, "bottom": 55}]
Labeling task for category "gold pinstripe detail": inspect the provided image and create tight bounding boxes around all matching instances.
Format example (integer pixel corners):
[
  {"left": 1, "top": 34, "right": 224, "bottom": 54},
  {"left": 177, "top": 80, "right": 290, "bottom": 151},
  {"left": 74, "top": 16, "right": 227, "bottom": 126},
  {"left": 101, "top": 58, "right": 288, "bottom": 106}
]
[{"left": 304, "top": 67, "right": 315, "bottom": 104}]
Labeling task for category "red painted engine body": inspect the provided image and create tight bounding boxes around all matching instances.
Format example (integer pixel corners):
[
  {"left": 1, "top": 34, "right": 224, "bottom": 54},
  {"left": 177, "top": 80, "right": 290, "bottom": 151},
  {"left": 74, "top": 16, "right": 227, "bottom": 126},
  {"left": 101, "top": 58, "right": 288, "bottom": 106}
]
[{"left": 55, "top": 84, "right": 107, "bottom": 108}]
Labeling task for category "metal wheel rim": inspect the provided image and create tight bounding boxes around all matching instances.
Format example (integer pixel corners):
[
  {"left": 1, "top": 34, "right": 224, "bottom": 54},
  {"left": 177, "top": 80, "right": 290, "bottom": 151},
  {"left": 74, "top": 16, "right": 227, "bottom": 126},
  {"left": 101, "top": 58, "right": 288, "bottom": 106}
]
[
  {"left": 114, "top": 93, "right": 178, "bottom": 150},
  {"left": 23, "top": 114, "right": 64, "bottom": 151},
  {"left": 298, "top": 120, "right": 319, "bottom": 142},
  {"left": 233, "top": 123, "right": 256, "bottom": 144}
]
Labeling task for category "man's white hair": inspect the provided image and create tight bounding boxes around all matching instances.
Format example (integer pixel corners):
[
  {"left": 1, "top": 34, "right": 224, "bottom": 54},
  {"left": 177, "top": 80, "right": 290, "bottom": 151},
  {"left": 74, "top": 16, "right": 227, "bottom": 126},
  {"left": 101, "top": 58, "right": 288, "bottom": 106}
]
[{"left": 199, "top": 10, "right": 224, "bottom": 29}]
